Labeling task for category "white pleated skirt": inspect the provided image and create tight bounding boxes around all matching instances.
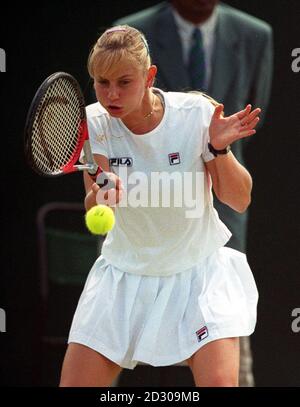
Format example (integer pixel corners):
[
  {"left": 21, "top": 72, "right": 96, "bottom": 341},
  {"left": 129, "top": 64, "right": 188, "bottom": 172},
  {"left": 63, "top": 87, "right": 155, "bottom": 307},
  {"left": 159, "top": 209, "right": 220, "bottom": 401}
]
[{"left": 68, "top": 247, "right": 258, "bottom": 369}]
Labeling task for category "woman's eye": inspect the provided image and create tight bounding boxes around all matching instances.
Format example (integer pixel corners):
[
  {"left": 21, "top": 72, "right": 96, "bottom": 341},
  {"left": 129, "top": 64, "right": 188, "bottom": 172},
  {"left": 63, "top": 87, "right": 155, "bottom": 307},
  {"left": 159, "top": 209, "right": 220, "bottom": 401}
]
[{"left": 97, "top": 79, "right": 108, "bottom": 85}]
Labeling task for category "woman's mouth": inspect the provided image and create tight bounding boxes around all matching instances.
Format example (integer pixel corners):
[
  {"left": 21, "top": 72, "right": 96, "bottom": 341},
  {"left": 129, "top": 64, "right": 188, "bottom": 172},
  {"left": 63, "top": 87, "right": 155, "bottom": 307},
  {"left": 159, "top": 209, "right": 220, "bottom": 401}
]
[{"left": 107, "top": 105, "right": 123, "bottom": 113}]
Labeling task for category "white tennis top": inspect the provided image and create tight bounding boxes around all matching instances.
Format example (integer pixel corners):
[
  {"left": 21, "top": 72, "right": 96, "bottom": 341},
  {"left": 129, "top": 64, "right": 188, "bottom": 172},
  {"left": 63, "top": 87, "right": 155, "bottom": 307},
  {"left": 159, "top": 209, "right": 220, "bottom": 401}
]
[{"left": 84, "top": 89, "right": 231, "bottom": 276}]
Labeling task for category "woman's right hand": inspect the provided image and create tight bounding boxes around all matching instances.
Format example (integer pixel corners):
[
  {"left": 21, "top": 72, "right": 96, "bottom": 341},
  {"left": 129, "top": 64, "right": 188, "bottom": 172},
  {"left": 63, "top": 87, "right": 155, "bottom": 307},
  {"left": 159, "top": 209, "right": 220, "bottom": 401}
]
[{"left": 92, "top": 171, "right": 124, "bottom": 207}]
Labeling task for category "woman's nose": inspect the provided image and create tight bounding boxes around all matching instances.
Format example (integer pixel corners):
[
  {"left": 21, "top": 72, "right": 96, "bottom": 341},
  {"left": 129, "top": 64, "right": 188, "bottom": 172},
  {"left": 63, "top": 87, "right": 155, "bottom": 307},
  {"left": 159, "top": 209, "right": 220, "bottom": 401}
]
[{"left": 107, "top": 86, "right": 119, "bottom": 100}]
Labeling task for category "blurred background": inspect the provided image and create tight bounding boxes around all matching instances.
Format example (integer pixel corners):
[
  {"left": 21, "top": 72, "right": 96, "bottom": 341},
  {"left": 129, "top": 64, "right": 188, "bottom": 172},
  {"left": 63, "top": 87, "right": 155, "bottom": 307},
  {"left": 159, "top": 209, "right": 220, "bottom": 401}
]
[{"left": 0, "top": 0, "right": 299, "bottom": 386}]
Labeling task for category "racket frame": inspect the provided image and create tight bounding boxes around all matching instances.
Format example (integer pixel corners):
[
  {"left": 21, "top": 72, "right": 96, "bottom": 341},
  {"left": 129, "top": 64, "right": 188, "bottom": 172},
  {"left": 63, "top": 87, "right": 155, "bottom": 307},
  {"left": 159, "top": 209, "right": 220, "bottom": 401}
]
[{"left": 24, "top": 72, "right": 102, "bottom": 180}]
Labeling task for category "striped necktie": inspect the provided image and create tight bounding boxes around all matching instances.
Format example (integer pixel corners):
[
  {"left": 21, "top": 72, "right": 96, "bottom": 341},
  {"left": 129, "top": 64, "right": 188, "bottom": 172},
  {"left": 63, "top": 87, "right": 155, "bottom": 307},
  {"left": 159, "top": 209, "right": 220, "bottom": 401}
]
[{"left": 188, "top": 28, "right": 206, "bottom": 90}]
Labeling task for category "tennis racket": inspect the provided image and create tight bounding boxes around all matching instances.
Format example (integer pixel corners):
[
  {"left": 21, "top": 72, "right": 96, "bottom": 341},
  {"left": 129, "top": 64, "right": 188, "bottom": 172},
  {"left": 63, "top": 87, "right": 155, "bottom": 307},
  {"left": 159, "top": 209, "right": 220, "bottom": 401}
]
[{"left": 24, "top": 71, "right": 112, "bottom": 188}]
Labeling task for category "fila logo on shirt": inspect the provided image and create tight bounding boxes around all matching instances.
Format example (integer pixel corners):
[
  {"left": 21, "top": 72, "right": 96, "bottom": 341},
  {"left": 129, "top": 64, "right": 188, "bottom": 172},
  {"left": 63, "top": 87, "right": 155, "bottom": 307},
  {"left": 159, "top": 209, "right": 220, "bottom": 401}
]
[
  {"left": 109, "top": 157, "right": 133, "bottom": 167},
  {"left": 168, "top": 152, "right": 181, "bottom": 165},
  {"left": 196, "top": 326, "right": 209, "bottom": 342}
]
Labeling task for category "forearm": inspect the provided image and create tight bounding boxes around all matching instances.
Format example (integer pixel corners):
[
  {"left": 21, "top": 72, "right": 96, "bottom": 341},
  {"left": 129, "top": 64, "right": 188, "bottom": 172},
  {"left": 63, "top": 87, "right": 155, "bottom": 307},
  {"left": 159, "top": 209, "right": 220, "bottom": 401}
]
[
  {"left": 207, "top": 152, "right": 252, "bottom": 213},
  {"left": 206, "top": 102, "right": 260, "bottom": 212}
]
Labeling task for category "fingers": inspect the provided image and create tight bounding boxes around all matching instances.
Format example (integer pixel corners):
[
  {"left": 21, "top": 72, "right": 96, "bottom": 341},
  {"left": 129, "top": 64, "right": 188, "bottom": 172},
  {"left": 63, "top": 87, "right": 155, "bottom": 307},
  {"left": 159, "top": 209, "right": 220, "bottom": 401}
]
[
  {"left": 236, "top": 104, "right": 252, "bottom": 119},
  {"left": 240, "top": 107, "right": 261, "bottom": 126},
  {"left": 238, "top": 117, "right": 260, "bottom": 138},
  {"left": 240, "top": 116, "right": 260, "bottom": 131},
  {"left": 106, "top": 171, "right": 123, "bottom": 191},
  {"left": 236, "top": 106, "right": 261, "bottom": 140},
  {"left": 238, "top": 129, "right": 256, "bottom": 140},
  {"left": 91, "top": 183, "right": 100, "bottom": 194},
  {"left": 236, "top": 104, "right": 261, "bottom": 120},
  {"left": 213, "top": 103, "right": 224, "bottom": 118},
  {"left": 93, "top": 172, "right": 124, "bottom": 206},
  {"left": 229, "top": 115, "right": 259, "bottom": 143},
  {"left": 114, "top": 174, "right": 124, "bottom": 191},
  {"left": 96, "top": 171, "right": 123, "bottom": 190},
  {"left": 247, "top": 116, "right": 260, "bottom": 130},
  {"left": 96, "top": 187, "right": 124, "bottom": 207}
]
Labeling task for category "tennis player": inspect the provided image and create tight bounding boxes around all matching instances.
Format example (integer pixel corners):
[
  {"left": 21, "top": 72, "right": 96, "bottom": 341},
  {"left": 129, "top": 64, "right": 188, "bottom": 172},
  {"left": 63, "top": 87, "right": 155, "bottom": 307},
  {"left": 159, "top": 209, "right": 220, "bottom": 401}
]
[{"left": 60, "top": 25, "right": 260, "bottom": 387}]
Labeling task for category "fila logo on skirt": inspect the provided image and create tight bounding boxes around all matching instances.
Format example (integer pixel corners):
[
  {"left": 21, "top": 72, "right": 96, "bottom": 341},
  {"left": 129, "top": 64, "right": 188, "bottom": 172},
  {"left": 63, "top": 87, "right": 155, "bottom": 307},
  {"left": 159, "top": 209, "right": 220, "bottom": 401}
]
[{"left": 196, "top": 326, "right": 209, "bottom": 342}]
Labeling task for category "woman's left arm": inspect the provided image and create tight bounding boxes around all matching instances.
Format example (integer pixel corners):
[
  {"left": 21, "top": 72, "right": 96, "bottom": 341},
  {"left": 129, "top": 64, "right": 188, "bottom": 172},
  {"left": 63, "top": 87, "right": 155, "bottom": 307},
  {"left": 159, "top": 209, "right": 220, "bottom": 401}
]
[{"left": 205, "top": 104, "right": 261, "bottom": 213}]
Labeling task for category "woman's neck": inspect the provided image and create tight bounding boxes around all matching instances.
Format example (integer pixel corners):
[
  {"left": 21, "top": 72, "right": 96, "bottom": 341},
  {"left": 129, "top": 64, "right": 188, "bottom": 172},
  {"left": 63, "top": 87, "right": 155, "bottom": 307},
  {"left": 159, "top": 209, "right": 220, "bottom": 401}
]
[{"left": 122, "top": 90, "right": 164, "bottom": 134}]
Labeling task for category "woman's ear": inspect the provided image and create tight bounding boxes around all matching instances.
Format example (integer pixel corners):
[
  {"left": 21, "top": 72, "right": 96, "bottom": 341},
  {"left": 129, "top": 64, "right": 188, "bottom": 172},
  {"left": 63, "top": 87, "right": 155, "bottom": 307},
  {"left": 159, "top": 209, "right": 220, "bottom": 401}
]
[{"left": 146, "top": 65, "right": 157, "bottom": 88}]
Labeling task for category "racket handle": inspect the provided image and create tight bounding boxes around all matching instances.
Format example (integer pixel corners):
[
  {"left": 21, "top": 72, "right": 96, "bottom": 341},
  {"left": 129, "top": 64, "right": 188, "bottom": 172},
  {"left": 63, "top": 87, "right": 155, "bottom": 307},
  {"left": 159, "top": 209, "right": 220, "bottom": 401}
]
[{"left": 88, "top": 167, "right": 115, "bottom": 190}]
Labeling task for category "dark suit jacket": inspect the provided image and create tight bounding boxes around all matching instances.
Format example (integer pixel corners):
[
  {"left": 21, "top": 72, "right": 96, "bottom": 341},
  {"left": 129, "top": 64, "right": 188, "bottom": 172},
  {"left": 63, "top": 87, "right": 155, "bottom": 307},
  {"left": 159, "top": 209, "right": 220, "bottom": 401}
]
[{"left": 114, "top": 1, "right": 273, "bottom": 252}]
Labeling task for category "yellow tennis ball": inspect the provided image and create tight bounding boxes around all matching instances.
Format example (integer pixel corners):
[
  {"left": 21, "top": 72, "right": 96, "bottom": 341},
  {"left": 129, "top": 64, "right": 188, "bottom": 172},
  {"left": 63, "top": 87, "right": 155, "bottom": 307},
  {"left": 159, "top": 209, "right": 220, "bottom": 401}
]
[{"left": 85, "top": 205, "right": 115, "bottom": 235}]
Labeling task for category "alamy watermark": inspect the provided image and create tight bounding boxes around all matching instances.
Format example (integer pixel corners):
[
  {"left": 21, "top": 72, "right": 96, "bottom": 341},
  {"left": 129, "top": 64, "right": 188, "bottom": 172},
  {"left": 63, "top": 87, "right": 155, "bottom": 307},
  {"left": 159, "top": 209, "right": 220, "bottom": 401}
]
[
  {"left": 0, "top": 48, "right": 6, "bottom": 72},
  {"left": 0, "top": 308, "right": 6, "bottom": 332},
  {"left": 96, "top": 168, "right": 207, "bottom": 219},
  {"left": 291, "top": 308, "right": 300, "bottom": 333},
  {"left": 291, "top": 48, "right": 300, "bottom": 73}
]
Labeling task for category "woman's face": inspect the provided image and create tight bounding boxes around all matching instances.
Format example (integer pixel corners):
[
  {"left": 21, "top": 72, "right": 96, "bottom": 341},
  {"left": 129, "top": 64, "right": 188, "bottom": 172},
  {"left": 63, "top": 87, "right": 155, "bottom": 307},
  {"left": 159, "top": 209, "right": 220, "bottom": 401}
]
[{"left": 94, "top": 61, "right": 151, "bottom": 119}]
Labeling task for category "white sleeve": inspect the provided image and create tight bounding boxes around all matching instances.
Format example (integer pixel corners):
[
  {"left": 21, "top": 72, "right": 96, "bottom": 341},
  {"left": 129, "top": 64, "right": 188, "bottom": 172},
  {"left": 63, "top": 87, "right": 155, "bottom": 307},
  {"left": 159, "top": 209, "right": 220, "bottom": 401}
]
[
  {"left": 201, "top": 98, "right": 215, "bottom": 163},
  {"left": 80, "top": 115, "right": 109, "bottom": 163}
]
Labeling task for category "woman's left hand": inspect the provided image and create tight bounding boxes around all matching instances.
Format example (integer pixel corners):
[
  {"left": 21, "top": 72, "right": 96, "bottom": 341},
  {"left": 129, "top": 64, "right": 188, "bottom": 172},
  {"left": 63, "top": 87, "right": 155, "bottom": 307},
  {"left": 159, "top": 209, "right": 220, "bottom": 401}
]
[{"left": 209, "top": 104, "right": 261, "bottom": 150}]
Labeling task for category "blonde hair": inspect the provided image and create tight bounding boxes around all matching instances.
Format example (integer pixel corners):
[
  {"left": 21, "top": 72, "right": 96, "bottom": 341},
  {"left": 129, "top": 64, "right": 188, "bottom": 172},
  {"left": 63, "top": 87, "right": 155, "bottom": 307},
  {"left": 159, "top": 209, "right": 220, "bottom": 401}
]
[{"left": 88, "top": 25, "right": 152, "bottom": 79}]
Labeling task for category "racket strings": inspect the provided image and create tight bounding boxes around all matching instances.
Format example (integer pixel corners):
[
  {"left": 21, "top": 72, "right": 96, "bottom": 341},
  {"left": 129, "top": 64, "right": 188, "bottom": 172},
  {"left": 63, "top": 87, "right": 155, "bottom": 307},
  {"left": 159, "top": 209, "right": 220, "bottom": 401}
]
[{"left": 31, "top": 78, "right": 83, "bottom": 174}]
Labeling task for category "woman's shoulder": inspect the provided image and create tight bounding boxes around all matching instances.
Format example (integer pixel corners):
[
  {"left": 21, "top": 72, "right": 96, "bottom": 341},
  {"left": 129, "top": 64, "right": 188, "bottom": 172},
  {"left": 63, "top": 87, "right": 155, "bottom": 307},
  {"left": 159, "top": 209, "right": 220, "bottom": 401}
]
[
  {"left": 86, "top": 102, "right": 109, "bottom": 119},
  {"left": 158, "top": 88, "right": 214, "bottom": 111},
  {"left": 85, "top": 102, "right": 113, "bottom": 136}
]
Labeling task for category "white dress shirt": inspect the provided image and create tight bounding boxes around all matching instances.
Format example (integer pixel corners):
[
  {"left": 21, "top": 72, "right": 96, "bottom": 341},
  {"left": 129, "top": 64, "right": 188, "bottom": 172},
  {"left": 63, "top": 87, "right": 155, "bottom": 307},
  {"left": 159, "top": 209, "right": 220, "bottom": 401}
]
[{"left": 171, "top": 6, "right": 218, "bottom": 90}]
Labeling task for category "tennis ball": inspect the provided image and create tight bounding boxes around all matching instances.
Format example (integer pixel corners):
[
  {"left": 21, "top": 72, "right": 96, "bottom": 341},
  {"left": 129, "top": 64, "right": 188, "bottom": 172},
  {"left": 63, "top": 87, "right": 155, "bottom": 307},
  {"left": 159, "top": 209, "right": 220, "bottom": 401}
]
[{"left": 85, "top": 205, "right": 115, "bottom": 235}]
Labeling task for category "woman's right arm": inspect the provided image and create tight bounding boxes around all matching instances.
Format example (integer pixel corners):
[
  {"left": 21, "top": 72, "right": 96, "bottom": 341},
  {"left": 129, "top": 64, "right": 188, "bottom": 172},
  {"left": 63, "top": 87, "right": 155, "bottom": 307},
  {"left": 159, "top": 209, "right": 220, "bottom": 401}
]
[{"left": 83, "top": 154, "right": 123, "bottom": 211}]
